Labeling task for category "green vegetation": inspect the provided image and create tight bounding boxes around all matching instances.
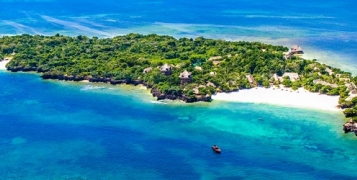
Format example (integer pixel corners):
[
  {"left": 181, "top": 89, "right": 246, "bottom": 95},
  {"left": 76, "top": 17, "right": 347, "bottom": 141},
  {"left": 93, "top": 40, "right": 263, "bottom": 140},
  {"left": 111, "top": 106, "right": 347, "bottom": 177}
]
[{"left": 0, "top": 33, "right": 357, "bottom": 118}]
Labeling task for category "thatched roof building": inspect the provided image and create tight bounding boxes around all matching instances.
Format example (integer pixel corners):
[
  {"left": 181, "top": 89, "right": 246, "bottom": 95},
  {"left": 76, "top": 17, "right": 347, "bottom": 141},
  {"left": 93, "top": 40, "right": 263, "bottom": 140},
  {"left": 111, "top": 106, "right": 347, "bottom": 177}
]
[
  {"left": 206, "top": 81, "right": 216, "bottom": 87},
  {"left": 179, "top": 70, "right": 192, "bottom": 84},
  {"left": 290, "top": 45, "right": 303, "bottom": 54},
  {"left": 313, "top": 79, "right": 338, "bottom": 88},
  {"left": 179, "top": 70, "right": 192, "bottom": 79},
  {"left": 282, "top": 72, "right": 300, "bottom": 82},
  {"left": 160, "top": 64, "right": 172, "bottom": 75}
]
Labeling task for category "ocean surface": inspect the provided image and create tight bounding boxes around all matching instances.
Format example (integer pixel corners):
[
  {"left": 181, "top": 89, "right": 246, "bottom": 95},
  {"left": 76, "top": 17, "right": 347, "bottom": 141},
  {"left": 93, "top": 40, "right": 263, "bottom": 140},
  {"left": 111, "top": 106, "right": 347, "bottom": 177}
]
[{"left": 1, "top": 0, "right": 357, "bottom": 179}]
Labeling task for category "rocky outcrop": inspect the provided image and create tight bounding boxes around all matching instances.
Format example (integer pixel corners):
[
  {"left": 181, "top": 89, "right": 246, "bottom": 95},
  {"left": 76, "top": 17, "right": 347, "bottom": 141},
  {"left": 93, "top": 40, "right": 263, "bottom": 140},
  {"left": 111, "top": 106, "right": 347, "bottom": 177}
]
[{"left": 151, "top": 88, "right": 211, "bottom": 103}]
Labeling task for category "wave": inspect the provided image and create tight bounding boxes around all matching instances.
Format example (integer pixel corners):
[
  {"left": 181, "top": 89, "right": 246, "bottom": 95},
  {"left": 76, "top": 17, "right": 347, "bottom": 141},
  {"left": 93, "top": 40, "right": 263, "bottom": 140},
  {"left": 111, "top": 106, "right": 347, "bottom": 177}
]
[
  {"left": 150, "top": 100, "right": 167, "bottom": 104},
  {"left": 80, "top": 85, "right": 106, "bottom": 91}
]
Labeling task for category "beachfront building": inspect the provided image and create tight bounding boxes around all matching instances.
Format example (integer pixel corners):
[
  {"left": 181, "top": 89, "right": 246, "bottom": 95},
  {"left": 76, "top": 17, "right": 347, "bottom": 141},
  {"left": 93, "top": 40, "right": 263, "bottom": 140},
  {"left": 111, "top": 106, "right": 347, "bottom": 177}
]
[
  {"left": 282, "top": 72, "right": 300, "bottom": 82},
  {"left": 272, "top": 73, "right": 280, "bottom": 82},
  {"left": 290, "top": 45, "right": 304, "bottom": 54},
  {"left": 179, "top": 70, "right": 192, "bottom": 84},
  {"left": 284, "top": 45, "right": 304, "bottom": 59},
  {"left": 345, "top": 82, "right": 357, "bottom": 91},
  {"left": 336, "top": 74, "right": 351, "bottom": 82},
  {"left": 160, "top": 64, "right": 172, "bottom": 75},
  {"left": 143, "top": 67, "right": 153, "bottom": 74},
  {"left": 313, "top": 79, "right": 338, "bottom": 88}
]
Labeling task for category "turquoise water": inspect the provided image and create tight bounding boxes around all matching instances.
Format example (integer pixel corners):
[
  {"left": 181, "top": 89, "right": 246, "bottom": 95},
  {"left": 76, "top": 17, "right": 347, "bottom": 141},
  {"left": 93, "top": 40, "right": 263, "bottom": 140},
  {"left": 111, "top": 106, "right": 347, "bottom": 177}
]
[
  {"left": 0, "top": 71, "right": 356, "bottom": 179},
  {"left": 1, "top": 0, "right": 357, "bottom": 179}
]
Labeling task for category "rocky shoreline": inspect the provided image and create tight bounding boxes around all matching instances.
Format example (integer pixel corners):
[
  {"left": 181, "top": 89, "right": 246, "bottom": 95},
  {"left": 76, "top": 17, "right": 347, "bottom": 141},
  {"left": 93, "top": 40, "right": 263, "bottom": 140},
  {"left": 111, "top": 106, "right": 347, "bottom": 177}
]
[{"left": 8, "top": 66, "right": 211, "bottom": 103}]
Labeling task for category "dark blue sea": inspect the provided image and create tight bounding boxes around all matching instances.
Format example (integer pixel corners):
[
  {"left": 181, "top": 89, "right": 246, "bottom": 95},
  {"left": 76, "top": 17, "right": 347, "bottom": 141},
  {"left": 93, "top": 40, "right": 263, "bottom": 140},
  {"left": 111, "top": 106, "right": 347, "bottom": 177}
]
[{"left": 1, "top": 0, "right": 357, "bottom": 179}]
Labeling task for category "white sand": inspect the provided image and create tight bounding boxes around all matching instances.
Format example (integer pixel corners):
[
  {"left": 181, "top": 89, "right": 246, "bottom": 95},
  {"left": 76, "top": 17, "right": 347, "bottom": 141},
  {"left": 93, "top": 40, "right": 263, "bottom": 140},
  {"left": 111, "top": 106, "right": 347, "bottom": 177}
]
[
  {"left": 212, "top": 87, "right": 341, "bottom": 111},
  {"left": 0, "top": 60, "right": 10, "bottom": 70}
]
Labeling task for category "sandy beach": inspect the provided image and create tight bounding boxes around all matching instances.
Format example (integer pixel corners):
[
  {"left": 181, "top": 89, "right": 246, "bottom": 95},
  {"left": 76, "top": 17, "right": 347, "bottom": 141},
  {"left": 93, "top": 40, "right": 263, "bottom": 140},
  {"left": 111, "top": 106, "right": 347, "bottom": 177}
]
[
  {"left": 212, "top": 87, "right": 341, "bottom": 111},
  {"left": 0, "top": 60, "right": 10, "bottom": 70}
]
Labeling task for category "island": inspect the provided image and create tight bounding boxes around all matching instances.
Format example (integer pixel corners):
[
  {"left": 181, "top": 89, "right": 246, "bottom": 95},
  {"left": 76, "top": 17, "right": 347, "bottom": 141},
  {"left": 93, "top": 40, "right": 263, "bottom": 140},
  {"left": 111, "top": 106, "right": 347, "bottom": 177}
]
[{"left": 0, "top": 33, "right": 357, "bottom": 121}]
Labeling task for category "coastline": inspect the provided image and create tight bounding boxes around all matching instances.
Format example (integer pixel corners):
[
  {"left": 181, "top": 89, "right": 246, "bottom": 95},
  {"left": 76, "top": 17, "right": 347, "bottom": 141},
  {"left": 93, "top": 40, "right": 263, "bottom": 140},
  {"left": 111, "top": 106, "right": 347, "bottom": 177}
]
[{"left": 212, "top": 87, "right": 341, "bottom": 112}]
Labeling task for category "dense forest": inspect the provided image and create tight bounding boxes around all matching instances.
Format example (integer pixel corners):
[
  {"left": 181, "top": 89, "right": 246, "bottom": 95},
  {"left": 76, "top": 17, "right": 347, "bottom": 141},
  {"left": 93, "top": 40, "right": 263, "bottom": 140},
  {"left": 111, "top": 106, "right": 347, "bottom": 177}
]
[{"left": 1, "top": 33, "right": 357, "bottom": 119}]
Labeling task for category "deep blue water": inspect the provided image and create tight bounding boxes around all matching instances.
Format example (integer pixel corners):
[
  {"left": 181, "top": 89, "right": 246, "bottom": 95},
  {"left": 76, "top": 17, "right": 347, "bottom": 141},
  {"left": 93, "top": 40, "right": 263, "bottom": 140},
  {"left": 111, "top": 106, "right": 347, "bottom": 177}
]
[{"left": 1, "top": 0, "right": 357, "bottom": 179}]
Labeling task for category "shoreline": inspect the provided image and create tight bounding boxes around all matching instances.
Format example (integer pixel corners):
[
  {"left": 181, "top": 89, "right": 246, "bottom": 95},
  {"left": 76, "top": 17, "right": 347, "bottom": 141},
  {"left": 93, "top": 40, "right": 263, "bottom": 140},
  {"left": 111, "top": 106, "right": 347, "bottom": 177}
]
[
  {"left": 0, "top": 59, "right": 10, "bottom": 70},
  {"left": 212, "top": 87, "right": 341, "bottom": 112}
]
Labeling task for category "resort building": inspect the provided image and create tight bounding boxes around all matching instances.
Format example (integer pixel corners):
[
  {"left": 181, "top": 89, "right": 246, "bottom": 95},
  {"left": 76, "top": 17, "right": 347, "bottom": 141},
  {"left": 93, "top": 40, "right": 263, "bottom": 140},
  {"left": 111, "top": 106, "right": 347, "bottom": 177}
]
[
  {"left": 282, "top": 72, "right": 300, "bottom": 82},
  {"left": 272, "top": 73, "right": 280, "bottom": 82},
  {"left": 160, "top": 64, "right": 172, "bottom": 75},
  {"left": 336, "top": 74, "right": 351, "bottom": 82},
  {"left": 179, "top": 70, "right": 192, "bottom": 84},
  {"left": 143, "top": 67, "right": 153, "bottom": 74},
  {"left": 325, "top": 67, "right": 334, "bottom": 75},
  {"left": 206, "top": 81, "right": 216, "bottom": 87},
  {"left": 313, "top": 80, "right": 338, "bottom": 88},
  {"left": 345, "top": 82, "right": 357, "bottom": 91},
  {"left": 290, "top": 45, "right": 304, "bottom": 54},
  {"left": 284, "top": 45, "right": 304, "bottom": 59}
]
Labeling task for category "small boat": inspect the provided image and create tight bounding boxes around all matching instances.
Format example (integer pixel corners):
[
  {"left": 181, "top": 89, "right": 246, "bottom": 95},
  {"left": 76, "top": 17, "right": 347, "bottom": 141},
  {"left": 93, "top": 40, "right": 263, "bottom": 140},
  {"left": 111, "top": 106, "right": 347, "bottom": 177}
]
[{"left": 212, "top": 145, "right": 221, "bottom": 153}]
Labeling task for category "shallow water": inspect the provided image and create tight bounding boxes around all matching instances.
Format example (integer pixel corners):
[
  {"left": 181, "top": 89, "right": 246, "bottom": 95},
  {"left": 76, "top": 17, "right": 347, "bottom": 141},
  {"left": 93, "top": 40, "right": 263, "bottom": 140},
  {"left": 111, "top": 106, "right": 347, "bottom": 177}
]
[{"left": 1, "top": 71, "right": 356, "bottom": 179}]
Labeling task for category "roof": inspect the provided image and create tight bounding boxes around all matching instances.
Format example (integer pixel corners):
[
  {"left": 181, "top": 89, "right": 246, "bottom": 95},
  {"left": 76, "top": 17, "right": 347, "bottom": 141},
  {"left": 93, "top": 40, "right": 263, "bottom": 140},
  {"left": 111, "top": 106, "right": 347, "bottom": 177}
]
[
  {"left": 282, "top": 73, "right": 300, "bottom": 81},
  {"left": 208, "top": 56, "right": 222, "bottom": 61},
  {"left": 160, "top": 64, "right": 172, "bottom": 72},
  {"left": 206, "top": 82, "right": 216, "bottom": 87},
  {"left": 290, "top": 45, "right": 303, "bottom": 52},
  {"left": 313, "top": 79, "right": 338, "bottom": 88},
  {"left": 179, "top": 70, "right": 192, "bottom": 79},
  {"left": 273, "top": 73, "right": 280, "bottom": 81},
  {"left": 325, "top": 67, "right": 333, "bottom": 75}
]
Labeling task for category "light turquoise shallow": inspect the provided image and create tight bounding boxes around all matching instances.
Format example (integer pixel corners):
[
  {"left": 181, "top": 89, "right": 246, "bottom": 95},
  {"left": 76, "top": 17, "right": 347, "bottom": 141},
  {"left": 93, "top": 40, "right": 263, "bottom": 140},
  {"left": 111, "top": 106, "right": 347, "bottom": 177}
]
[{"left": 0, "top": 71, "right": 355, "bottom": 179}]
